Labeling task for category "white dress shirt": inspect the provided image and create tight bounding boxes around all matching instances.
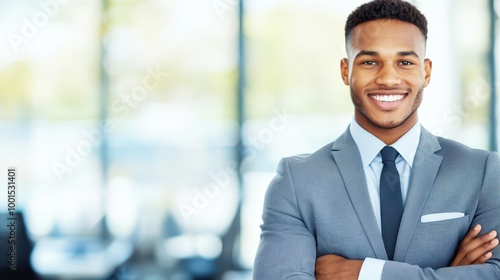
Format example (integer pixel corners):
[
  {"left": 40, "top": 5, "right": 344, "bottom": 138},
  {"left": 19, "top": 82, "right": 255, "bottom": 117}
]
[{"left": 349, "top": 119, "right": 421, "bottom": 280}]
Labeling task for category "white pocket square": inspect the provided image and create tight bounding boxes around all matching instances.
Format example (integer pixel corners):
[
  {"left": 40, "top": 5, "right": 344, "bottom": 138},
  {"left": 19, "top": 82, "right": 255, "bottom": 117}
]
[{"left": 421, "top": 212, "right": 465, "bottom": 223}]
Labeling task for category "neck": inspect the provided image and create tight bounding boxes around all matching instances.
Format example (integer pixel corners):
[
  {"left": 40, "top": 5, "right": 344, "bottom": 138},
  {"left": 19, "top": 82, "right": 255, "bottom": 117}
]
[{"left": 354, "top": 112, "right": 418, "bottom": 145}]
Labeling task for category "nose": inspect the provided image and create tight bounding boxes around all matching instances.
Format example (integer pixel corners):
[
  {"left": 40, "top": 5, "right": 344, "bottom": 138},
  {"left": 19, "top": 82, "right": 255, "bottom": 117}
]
[{"left": 375, "top": 64, "right": 401, "bottom": 87}]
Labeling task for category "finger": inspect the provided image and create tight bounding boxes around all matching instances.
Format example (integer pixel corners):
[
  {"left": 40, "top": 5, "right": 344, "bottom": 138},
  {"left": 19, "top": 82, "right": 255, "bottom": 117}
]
[
  {"left": 461, "top": 237, "right": 498, "bottom": 265},
  {"left": 459, "top": 230, "right": 497, "bottom": 255},
  {"left": 452, "top": 230, "right": 497, "bottom": 266},
  {"left": 459, "top": 224, "right": 482, "bottom": 249},
  {"left": 474, "top": 252, "right": 493, "bottom": 265}
]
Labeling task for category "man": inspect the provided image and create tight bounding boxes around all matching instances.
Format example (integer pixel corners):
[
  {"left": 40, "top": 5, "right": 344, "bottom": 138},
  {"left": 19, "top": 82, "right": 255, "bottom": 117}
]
[{"left": 253, "top": 0, "right": 500, "bottom": 279}]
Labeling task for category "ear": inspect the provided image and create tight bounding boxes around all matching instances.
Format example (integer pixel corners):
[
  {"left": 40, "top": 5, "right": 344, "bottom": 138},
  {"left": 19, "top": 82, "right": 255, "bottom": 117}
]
[
  {"left": 423, "top": 58, "right": 432, "bottom": 87},
  {"left": 340, "top": 58, "right": 350, "bottom": 85}
]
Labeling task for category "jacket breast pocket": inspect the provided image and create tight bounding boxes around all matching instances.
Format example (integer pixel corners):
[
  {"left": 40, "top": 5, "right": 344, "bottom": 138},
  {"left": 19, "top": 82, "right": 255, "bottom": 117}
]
[{"left": 404, "top": 214, "right": 470, "bottom": 269}]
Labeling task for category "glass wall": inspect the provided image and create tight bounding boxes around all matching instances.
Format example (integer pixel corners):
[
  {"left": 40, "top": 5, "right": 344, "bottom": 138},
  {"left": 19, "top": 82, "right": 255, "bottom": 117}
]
[{"left": 0, "top": 0, "right": 103, "bottom": 237}]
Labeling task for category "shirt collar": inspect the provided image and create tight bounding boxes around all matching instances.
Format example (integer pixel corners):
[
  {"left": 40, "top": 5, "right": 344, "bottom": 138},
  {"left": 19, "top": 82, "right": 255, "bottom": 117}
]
[{"left": 349, "top": 118, "right": 421, "bottom": 168}]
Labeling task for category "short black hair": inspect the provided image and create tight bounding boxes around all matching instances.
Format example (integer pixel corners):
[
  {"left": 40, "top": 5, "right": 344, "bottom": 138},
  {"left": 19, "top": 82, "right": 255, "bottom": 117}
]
[{"left": 345, "top": 0, "right": 428, "bottom": 45}]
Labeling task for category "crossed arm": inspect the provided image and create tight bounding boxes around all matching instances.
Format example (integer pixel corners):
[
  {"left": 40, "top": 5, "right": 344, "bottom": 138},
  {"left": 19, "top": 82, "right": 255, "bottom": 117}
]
[
  {"left": 315, "top": 224, "right": 499, "bottom": 279},
  {"left": 254, "top": 154, "right": 500, "bottom": 280}
]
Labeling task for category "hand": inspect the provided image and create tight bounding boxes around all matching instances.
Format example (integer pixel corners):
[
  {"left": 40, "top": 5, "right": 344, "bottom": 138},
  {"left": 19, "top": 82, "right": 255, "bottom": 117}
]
[
  {"left": 450, "top": 224, "right": 499, "bottom": 266},
  {"left": 315, "top": 254, "right": 363, "bottom": 280}
]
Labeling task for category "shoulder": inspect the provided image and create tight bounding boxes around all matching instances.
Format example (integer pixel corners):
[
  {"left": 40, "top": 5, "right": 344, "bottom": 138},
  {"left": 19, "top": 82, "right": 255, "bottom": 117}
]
[
  {"left": 278, "top": 142, "right": 335, "bottom": 173},
  {"left": 265, "top": 142, "right": 335, "bottom": 202},
  {"left": 433, "top": 136, "right": 500, "bottom": 173},
  {"left": 436, "top": 136, "right": 494, "bottom": 160}
]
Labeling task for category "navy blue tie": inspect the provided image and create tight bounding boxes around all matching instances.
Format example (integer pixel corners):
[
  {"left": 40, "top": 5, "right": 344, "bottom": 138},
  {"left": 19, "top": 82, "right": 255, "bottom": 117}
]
[{"left": 380, "top": 146, "right": 403, "bottom": 260}]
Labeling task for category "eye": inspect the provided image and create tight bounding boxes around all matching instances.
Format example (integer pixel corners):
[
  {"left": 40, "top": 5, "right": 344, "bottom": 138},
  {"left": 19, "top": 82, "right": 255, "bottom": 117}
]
[
  {"left": 399, "top": 61, "right": 414, "bottom": 66},
  {"left": 361, "top": 61, "right": 377, "bottom": 66}
]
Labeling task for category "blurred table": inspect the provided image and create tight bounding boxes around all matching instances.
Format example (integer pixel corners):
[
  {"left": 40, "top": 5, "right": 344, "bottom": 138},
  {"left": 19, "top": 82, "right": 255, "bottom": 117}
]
[{"left": 31, "top": 237, "right": 132, "bottom": 279}]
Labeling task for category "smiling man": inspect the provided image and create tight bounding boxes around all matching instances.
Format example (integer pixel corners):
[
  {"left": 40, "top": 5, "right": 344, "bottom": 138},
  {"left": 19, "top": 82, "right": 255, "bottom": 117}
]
[
  {"left": 253, "top": 0, "right": 500, "bottom": 279},
  {"left": 343, "top": 18, "right": 430, "bottom": 145}
]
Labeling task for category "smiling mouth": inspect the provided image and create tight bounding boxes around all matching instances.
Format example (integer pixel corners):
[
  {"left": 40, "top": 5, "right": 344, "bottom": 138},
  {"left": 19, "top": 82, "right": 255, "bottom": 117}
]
[
  {"left": 367, "top": 92, "right": 408, "bottom": 110},
  {"left": 370, "top": 94, "right": 406, "bottom": 102}
]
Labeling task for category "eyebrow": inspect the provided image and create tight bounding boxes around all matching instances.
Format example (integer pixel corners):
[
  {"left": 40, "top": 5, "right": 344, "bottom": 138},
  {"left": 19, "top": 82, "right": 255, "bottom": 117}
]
[{"left": 355, "top": 50, "right": 420, "bottom": 59}]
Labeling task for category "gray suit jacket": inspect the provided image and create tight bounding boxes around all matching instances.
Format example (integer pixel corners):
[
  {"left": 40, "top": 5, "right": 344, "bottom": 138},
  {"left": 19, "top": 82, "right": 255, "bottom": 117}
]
[{"left": 253, "top": 127, "right": 500, "bottom": 279}]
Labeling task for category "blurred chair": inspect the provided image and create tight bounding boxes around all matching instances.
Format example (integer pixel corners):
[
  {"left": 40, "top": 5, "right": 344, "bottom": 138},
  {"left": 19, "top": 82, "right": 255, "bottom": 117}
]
[
  {"left": 0, "top": 212, "right": 40, "bottom": 279},
  {"left": 159, "top": 213, "right": 221, "bottom": 279}
]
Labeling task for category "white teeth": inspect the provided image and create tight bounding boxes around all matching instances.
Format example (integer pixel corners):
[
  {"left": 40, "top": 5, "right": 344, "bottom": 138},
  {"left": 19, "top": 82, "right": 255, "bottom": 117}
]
[{"left": 372, "top": 95, "right": 405, "bottom": 102}]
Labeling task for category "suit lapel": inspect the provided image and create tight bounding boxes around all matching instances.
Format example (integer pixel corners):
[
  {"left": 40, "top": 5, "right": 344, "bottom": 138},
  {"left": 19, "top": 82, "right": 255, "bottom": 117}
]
[
  {"left": 394, "top": 128, "right": 443, "bottom": 261},
  {"left": 331, "top": 129, "right": 388, "bottom": 259}
]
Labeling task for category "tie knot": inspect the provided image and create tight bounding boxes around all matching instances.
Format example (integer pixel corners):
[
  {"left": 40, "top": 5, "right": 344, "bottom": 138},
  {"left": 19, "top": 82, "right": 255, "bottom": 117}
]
[{"left": 381, "top": 146, "right": 399, "bottom": 162}]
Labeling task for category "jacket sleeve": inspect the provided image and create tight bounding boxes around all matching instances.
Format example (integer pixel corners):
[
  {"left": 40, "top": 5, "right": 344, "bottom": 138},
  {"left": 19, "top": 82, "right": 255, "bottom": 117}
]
[
  {"left": 382, "top": 152, "right": 500, "bottom": 279},
  {"left": 253, "top": 158, "right": 317, "bottom": 280}
]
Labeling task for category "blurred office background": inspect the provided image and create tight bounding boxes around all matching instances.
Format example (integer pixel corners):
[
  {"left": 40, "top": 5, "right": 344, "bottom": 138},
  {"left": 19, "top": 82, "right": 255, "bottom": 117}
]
[{"left": 0, "top": 0, "right": 498, "bottom": 279}]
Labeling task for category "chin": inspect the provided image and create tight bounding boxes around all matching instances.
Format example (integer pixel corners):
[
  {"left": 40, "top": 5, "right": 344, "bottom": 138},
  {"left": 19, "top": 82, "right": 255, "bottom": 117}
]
[
  {"left": 369, "top": 118, "right": 407, "bottom": 130},
  {"left": 380, "top": 123, "right": 405, "bottom": 130}
]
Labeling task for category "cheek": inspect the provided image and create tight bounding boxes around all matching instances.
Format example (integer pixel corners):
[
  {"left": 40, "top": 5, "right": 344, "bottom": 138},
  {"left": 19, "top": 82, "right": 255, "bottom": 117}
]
[
  {"left": 409, "top": 79, "right": 426, "bottom": 91},
  {"left": 350, "top": 76, "right": 369, "bottom": 92}
]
